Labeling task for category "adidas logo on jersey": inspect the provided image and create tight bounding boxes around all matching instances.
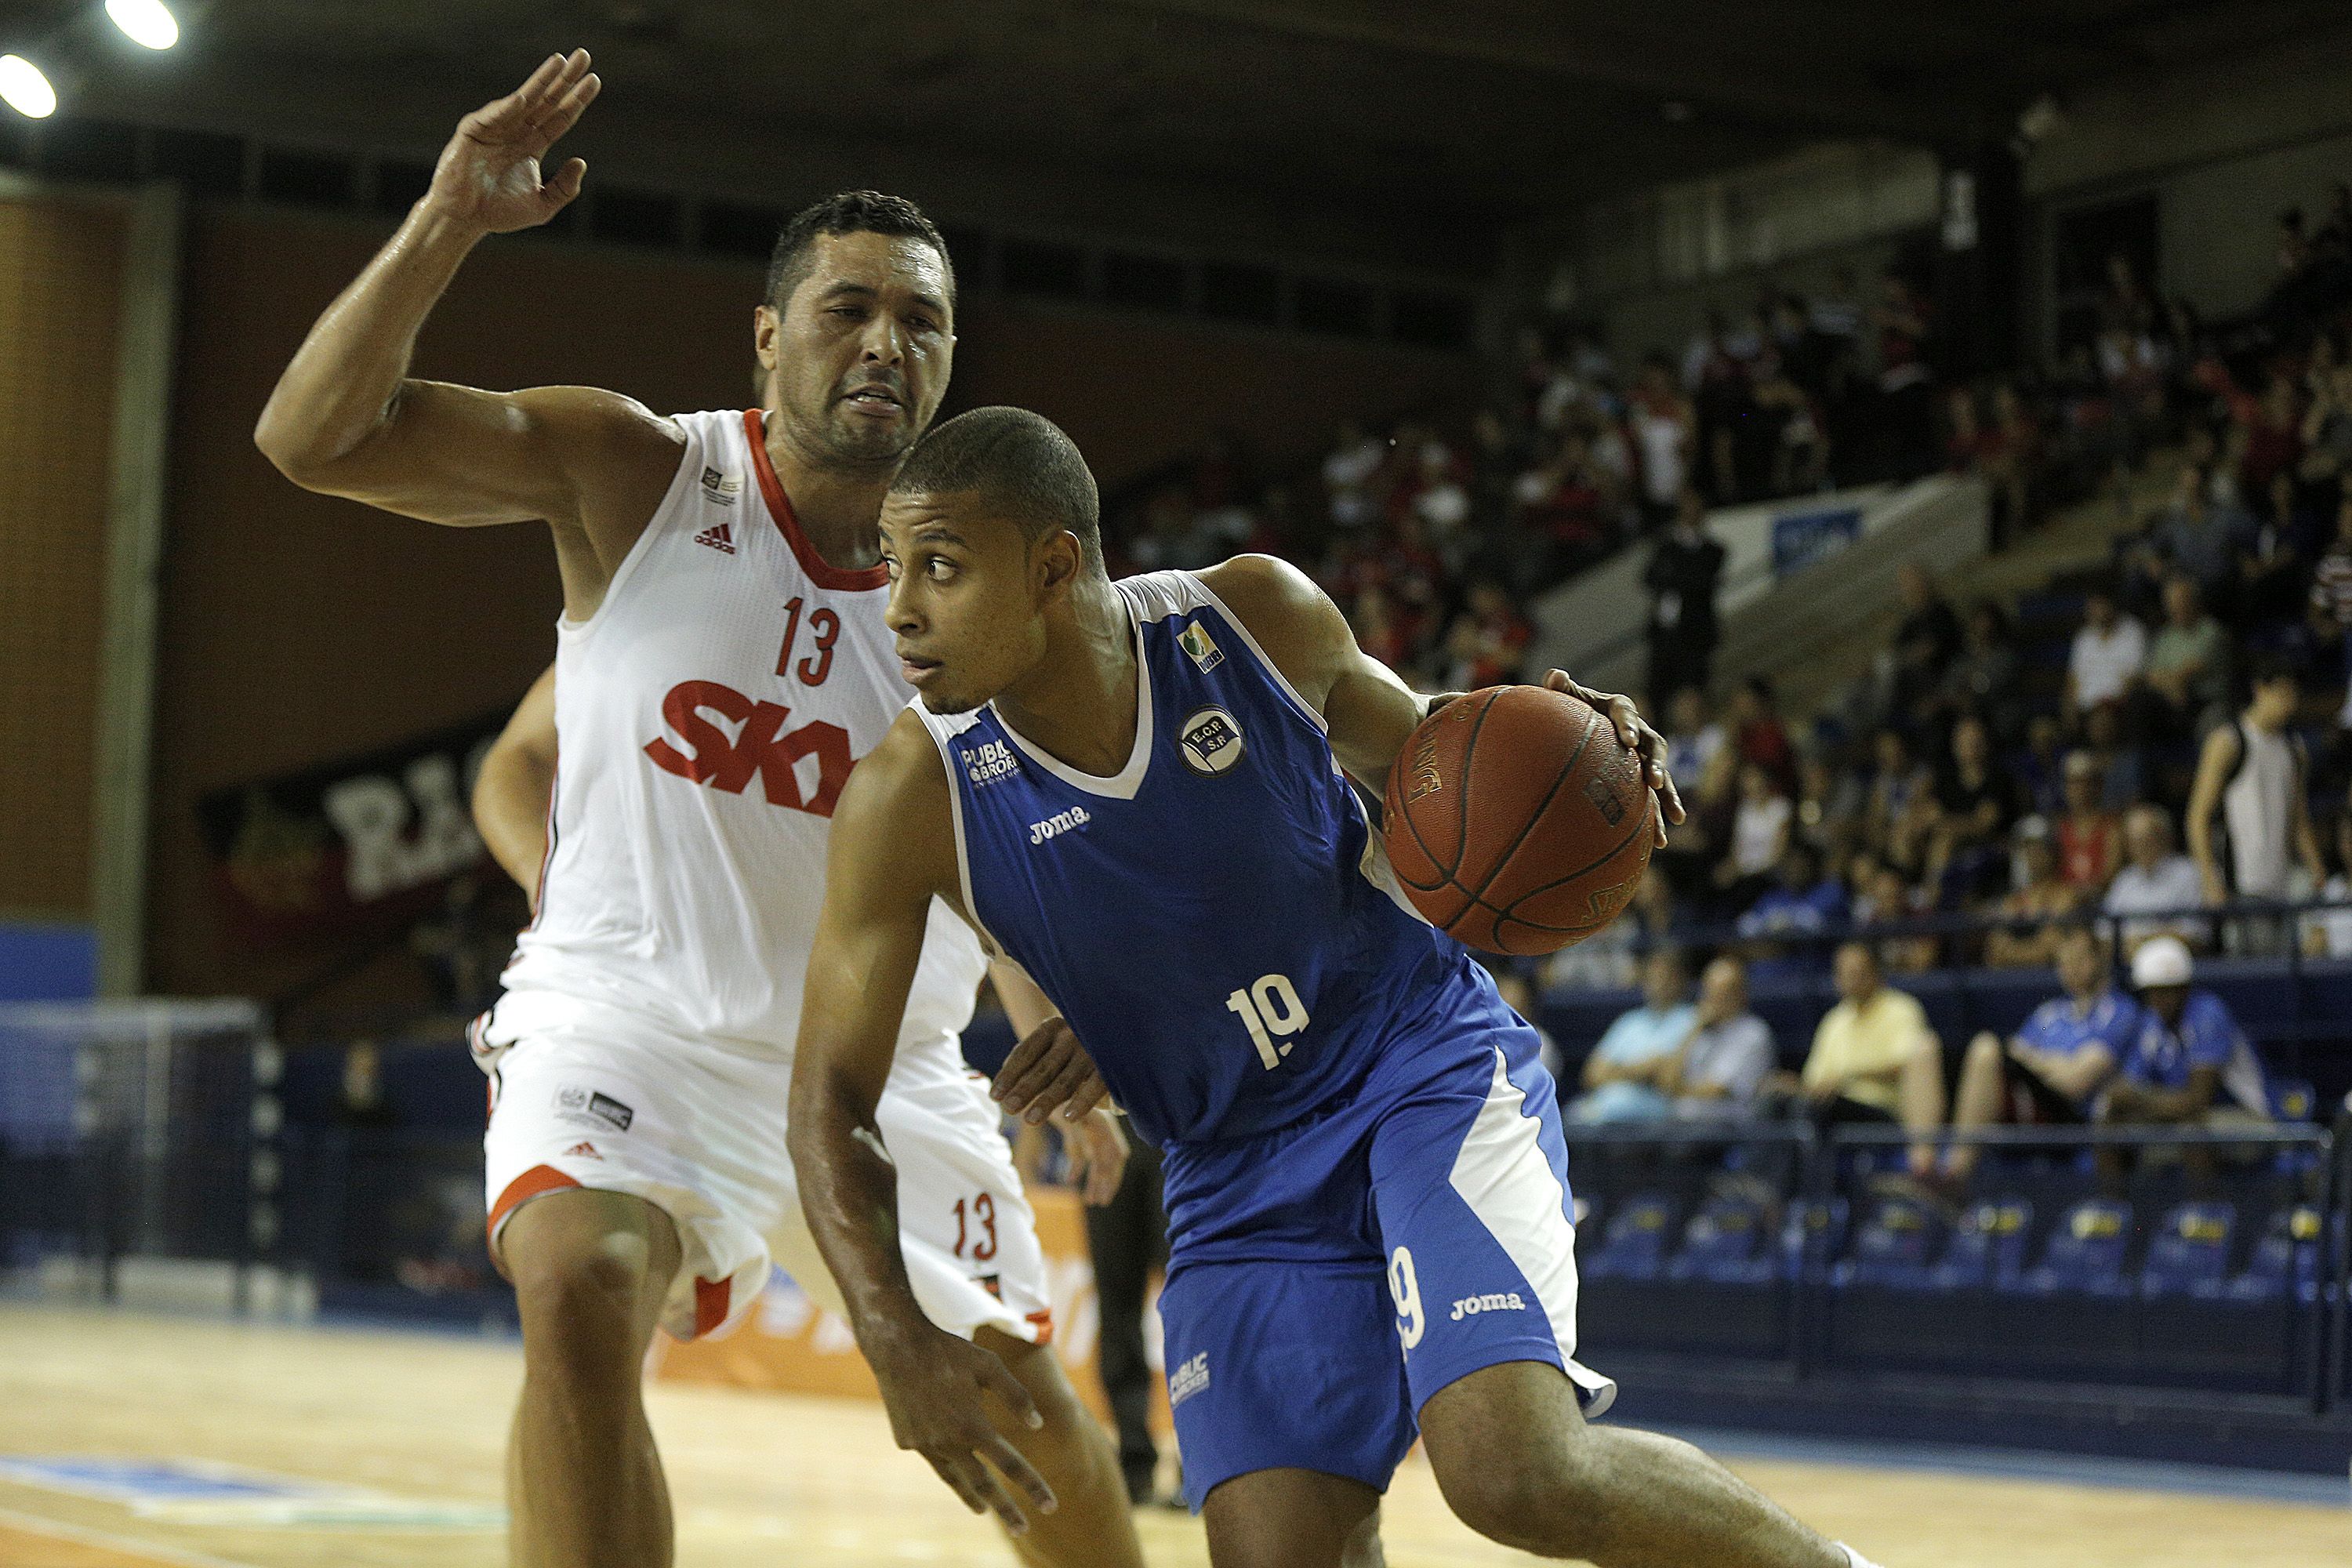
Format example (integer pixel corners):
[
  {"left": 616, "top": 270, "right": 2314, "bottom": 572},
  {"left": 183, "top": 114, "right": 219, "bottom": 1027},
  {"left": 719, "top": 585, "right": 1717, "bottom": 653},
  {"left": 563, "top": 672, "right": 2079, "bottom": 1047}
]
[
  {"left": 564, "top": 1142, "right": 601, "bottom": 1160},
  {"left": 1450, "top": 1291, "right": 1526, "bottom": 1320},
  {"left": 1029, "top": 804, "right": 1091, "bottom": 844},
  {"left": 695, "top": 521, "right": 736, "bottom": 554},
  {"left": 699, "top": 465, "right": 742, "bottom": 506}
]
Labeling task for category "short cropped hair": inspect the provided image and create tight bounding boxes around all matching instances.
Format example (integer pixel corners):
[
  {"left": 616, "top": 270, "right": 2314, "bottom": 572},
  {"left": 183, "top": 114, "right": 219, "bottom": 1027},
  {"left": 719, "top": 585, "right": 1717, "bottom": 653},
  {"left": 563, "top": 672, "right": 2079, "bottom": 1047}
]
[
  {"left": 765, "top": 191, "right": 954, "bottom": 315},
  {"left": 891, "top": 407, "right": 1102, "bottom": 571}
]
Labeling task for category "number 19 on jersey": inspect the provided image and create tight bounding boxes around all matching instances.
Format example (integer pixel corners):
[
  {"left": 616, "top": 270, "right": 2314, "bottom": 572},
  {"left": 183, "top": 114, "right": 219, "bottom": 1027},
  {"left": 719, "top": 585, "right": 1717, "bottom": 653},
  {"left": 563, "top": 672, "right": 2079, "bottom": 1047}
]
[{"left": 1225, "top": 973, "right": 1309, "bottom": 1069}]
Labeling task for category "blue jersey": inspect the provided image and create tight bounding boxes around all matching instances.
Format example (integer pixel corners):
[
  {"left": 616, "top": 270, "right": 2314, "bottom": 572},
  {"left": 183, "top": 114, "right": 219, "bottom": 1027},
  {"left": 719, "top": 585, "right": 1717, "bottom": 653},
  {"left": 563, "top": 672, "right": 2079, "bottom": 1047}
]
[
  {"left": 2013, "top": 989, "right": 2137, "bottom": 1105},
  {"left": 2118, "top": 988, "right": 2271, "bottom": 1112},
  {"left": 913, "top": 571, "right": 1521, "bottom": 1153}
]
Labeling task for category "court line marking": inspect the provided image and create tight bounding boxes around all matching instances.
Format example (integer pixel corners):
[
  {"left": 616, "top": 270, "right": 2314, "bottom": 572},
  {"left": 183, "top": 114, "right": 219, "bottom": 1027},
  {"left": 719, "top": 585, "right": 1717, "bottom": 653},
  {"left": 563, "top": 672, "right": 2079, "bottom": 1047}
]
[
  {"left": 0, "top": 1506, "right": 265, "bottom": 1568},
  {"left": 1650, "top": 1425, "right": 2352, "bottom": 1508}
]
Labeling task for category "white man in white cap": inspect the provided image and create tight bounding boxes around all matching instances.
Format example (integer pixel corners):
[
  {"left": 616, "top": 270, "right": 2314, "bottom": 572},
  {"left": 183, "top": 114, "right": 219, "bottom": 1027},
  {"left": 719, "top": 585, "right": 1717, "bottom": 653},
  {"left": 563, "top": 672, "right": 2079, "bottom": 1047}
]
[{"left": 2096, "top": 935, "right": 2274, "bottom": 1191}]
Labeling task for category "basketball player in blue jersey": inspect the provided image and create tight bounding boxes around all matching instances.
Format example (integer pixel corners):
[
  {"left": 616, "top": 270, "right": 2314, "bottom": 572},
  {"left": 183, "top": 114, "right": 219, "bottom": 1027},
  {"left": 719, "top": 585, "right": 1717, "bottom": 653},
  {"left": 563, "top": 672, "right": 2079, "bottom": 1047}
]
[{"left": 790, "top": 408, "right": 1888, "bottom": 1568}]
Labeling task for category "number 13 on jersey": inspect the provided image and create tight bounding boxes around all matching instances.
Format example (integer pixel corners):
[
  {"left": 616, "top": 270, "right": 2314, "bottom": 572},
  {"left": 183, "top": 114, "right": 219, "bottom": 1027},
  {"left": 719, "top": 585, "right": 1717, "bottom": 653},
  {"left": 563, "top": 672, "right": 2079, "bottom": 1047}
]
[{"left": 1225, "top": 973, "right": 1308, "bottom": 1069}]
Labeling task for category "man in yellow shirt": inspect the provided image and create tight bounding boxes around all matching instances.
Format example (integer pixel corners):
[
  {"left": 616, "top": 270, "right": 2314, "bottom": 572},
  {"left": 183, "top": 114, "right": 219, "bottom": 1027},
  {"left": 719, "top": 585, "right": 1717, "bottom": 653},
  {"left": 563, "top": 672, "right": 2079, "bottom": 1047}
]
[{"left": 1798, "top": 942, "right": 1947, "bottom": 1175}]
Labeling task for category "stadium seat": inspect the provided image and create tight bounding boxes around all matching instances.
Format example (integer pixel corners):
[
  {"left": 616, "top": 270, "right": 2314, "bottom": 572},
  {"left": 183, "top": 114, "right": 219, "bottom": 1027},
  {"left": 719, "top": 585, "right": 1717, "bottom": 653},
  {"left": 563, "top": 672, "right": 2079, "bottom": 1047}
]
[
  {"left": 2217, "top": 1206, "right": 2325, "bottom": 1304},
  {"left": 1665, "top": 1194, "right": 1776, "bottom": 1284},
  {"left": 1780, "top": 1197, "right": 1849, "bottom": 1283},
  {"left": 1834, "top": 1196, "right": 1944, "bottom": 1290},
  {"left": 1926, "top": 1199, "right": 2034, "bottom": 1290},
  {"left": 2010, "top": 1198, "right": 2133, "bottom": 1297},
  {"left": 2139, "top": 1202, "right": 2234, "bottom": 1298},
  {"left": 1581, "top": 1192, "right": 1675, "bottom": 1281}
]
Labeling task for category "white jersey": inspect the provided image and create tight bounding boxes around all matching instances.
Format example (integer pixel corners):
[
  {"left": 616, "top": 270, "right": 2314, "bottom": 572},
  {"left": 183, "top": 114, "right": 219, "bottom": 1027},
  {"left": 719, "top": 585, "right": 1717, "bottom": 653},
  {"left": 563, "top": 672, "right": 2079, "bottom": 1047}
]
[{"left": 483, "top": 408, "right": 987, "bottom": 1069}]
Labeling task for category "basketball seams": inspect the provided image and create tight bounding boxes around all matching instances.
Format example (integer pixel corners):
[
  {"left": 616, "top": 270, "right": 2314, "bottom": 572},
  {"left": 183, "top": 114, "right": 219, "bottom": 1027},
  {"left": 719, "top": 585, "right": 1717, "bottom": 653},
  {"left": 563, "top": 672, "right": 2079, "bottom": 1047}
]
[
  {"left": 1389, "top": 688, "right": 1494, "bottom": 892},
  {"left": 1462, "top": 696, "right": 1600, "bottom": 907},
  {"left": 1497, "top": 788, "right": 1655, "bottom": 915}
]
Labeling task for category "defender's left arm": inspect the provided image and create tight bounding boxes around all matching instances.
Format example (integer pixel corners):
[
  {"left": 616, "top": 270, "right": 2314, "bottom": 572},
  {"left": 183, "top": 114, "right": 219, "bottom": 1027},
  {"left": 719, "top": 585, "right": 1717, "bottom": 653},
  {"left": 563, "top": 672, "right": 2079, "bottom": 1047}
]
[{"left": 1198, "top": 554, "right": 1684, "bottom": 839}]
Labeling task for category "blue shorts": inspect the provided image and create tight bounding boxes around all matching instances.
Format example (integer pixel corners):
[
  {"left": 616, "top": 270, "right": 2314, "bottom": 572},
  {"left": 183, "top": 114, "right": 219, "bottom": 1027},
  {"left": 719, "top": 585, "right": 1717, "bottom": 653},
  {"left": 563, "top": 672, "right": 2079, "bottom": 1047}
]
[{"left": 1156, "top": 1035, "right": 1615, "bottom": 1508}]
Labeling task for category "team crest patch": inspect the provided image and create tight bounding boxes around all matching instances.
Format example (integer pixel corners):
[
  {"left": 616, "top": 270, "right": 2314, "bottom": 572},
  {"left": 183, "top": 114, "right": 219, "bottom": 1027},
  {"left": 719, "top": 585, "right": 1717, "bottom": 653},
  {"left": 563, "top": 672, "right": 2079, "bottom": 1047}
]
[
  {"left": 1178, "top": 619, "right": 1224, "bottom": 673},
  {"left": 699, "top": 466, "right": 742, "bottom": 505},
  {"left": 554, "top": 1087, "right": 634, "bottom": 1133},
  {"left": 1178, "top": 706, "right": 1246, "bottom": 777}
]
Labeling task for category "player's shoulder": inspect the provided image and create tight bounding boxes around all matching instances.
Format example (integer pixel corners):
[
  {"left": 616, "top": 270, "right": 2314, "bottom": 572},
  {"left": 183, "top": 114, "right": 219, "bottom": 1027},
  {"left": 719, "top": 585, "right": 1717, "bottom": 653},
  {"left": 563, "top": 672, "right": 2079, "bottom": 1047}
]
[
  {"left": 1194, "top": 554, "right": 1351, "bottom": 681},
  {"left": 1196, "top": 554, "right": 1327, "bottom": 624},
  {"left": 827, "top": 709, "right": 957, "bottom": 884}
]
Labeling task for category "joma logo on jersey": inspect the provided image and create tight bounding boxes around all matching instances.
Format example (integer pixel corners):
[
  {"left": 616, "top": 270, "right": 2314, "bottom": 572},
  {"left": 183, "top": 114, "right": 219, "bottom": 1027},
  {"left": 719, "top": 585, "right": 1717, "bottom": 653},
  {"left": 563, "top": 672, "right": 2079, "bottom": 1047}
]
[
  {"left": 1178, "top": 706, "right": 1247, "bottom": 777},
  {"left": 1178, "top": 619, "right": 1223, "bottom": 673},
  {"left": 1029, "top": 805, "right": 1091, "bottom": 844},
  {"left": 1450, "top": 1291, "right": 1526, "bottom": 1320},
  {"left": 962, "top": 739, "right": 1018, "bottom": 786},
  {"left": 643, "top": 680, "right": 855, "bottom": 817}
]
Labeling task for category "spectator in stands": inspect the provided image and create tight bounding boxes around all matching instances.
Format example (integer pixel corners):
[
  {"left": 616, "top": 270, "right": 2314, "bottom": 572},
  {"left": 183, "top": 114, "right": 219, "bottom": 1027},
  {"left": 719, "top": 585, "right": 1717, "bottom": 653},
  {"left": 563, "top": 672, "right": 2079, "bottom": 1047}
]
[
  {"left": 1862, "top": 727, "right": 1934, "bottom": 872},
  {"left": 1628, "top": 353, "right": 1695, "bottom": 532},
  {"left": 1889, "top": 562, "right": 1963, "bottom": 719},
  {"left": 2013, "top": 713, "right": 2069, "bottom": 821},
  {"left": 2299, "top": 801, "right": 2352, "bottom": 958},
  {"left": 1321, "top": 420, "right": 1386, "bottom": 532},
  {"left": 2185, "top": 655, "right": 2323, "bottom": 929},
  {"left": 2080, "top": 699, "right": 2144, "bottom": 810},
  {"left": 1853, "top": 856, "right": 1940, "bottom": 974},
  {"left": 1565, "top": 948, "right": 1695, "bottom": 1124},
  {"left": 1875, "top": 274, "right": 1938, "bottom": 480},
  {"left": 1663, "top": 957, "right": 1777, "bottom": 1122},
  {"left": 2151, "top": 463, "right": 2258, "bottom": 617},
  {"left": 1714, "top": 760, "right": 1793, "bottom": 912},
  {"left": 1734, "top": 841, "right": 1846, "bottom": 981},
  {"left": 1928, "top": 599, "right": 2024, "bottom": 741},
  {"left": 2056, "top": 750, "right": 2125, "bottom": 892},
  {"left": 1436, "top": 578, "right": 1530, "bottom": 691},
  {"left": 2104, "top": 804, "right": 2208, "bottom": 954},
  {"left": 1785, "top": 941, "right": 1947, "bottom": 1175},
  {"left": 1728, "top": 674, "right": 1797, "bottom": 794},
  {"left": 2063, "top": 582, "right": 2146, "bottom": 734},
  {"left": 1943, "top": 924, "right": 2133, "bottom": 1185},
  {"left": 1663, "top": 687, "right": 1730, "bottom": 802},
  {"left": 2099, "top": 935, "right": 2276, "bottom": 1192},
  {"left": 2307, "top": 487, "right": 2352, "bottom": 728},
  {"left": 2140, "top": 575, "right": 2230, "bottom": 741},
  {"left": 1982, "top": 817, "right": 2087, "bottom": 968},
  {"left": 1922, "top": 713, "right": 2019, "bottom": 897},
  {"left": 1643, "top": 488, "right": 1726, "bottom": 708},
  {"left": 1981, "top": 381, "right": 2043, "bottom": 541},
  {"left": 1793, "top": 748, "right": 1865, "bottom": 866}
]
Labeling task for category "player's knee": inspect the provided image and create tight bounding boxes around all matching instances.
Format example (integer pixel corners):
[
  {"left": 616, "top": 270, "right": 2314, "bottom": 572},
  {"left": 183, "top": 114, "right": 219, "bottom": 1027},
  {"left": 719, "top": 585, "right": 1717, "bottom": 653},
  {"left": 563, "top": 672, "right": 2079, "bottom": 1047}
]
[
  {"left": 1432, "top": 1431, "right": 1606, "bottom": 1558},
  {"left": 1966, "top": 1030, "right": 2002, "bottom": 1064},
  {"left": 506, "top": 1214, "right": 659, "bottom": 1348}
]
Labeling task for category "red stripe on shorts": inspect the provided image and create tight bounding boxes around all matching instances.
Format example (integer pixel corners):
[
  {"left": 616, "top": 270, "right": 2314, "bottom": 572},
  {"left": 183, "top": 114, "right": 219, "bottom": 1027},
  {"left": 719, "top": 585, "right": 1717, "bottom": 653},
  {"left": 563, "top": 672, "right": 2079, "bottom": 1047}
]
[
  {"left": 486, "top": 1163, "right": 583, "bottom": 1247},
  {"left": 693, "top": 1276, "right": 731, "bottom": 1340}
]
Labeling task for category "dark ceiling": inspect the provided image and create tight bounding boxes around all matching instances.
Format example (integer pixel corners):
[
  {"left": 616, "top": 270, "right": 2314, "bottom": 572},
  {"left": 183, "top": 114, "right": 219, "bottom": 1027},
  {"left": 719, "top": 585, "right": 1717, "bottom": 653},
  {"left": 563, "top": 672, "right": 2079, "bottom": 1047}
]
[{"left": 2, "top": 0, "right": 2344, "bottom": 276}]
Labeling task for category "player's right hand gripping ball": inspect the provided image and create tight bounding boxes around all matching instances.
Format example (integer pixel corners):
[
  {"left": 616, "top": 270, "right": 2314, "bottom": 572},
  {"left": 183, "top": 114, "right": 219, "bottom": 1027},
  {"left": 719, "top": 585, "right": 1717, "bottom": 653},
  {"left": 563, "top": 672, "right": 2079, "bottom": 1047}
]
[{"left": 1382, "top": 685, "right": 1656, "bottom": 956}]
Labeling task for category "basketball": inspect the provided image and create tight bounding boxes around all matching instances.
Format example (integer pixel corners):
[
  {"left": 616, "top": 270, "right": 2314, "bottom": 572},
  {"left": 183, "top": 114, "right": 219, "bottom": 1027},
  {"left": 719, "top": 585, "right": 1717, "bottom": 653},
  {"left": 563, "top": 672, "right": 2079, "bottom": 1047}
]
[{"left": 1381, "top": 684, "right": 1655, "bottom": 956}]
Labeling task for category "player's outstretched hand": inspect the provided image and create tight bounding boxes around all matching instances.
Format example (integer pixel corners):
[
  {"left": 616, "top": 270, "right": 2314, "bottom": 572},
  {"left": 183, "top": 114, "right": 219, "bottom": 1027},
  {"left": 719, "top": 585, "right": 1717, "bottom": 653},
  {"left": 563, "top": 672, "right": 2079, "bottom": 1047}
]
[
  {"left": 868, "top": 1323, "right": 1056, "bottom": 1532},
  {"left": 423, "top": 50, "right": 601, "bottom": 234},
  {"left": 1540, "top": 669, "right": 1684, "bottom": 845},
  {"left": 1066, "top": 1108, "right": 1129, "bottom": 1205},
  {"left": 993, "top": 1017, "right": 1112, "bottom": 1127}
]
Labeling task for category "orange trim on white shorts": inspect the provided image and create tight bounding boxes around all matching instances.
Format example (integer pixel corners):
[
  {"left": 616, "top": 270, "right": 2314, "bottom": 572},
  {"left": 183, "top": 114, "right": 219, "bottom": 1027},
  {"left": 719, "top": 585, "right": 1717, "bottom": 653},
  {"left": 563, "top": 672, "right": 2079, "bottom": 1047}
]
[{"left": 487, "top": 1163, "right": 583, "bottom": 1251}]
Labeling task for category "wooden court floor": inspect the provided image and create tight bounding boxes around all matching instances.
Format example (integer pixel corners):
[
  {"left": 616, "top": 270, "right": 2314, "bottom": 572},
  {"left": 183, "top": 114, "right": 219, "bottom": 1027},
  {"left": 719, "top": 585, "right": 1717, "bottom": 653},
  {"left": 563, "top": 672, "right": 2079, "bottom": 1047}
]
[{"left": 0, "top": 1304, "right": 2343, "bottom": 1568}]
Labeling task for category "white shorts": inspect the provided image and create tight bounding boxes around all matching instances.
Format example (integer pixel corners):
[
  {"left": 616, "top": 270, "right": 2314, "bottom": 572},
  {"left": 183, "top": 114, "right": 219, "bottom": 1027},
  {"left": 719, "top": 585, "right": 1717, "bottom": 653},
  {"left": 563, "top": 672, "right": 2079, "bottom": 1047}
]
[{"left": 477, "top": 1009, "right": 1051, "bottom": 1347}]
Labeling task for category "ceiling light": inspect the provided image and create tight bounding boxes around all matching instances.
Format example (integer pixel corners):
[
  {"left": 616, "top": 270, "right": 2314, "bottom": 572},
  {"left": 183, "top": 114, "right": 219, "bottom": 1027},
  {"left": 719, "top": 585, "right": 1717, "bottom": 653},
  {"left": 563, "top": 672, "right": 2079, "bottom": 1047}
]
[
  {"left": 0, "top": 55, "right": 56, "bottom": 118},
  {"left": 106, "top": 0, "right": 180, "bottom": 50}
]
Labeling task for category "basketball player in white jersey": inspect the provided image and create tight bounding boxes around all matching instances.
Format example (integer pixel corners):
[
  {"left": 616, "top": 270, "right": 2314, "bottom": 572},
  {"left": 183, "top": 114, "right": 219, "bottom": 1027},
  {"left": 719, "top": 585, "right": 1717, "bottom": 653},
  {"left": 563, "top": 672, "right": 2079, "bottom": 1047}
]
[{"left": 254, "top": 51, "right": 1141, "bottom": 1568}]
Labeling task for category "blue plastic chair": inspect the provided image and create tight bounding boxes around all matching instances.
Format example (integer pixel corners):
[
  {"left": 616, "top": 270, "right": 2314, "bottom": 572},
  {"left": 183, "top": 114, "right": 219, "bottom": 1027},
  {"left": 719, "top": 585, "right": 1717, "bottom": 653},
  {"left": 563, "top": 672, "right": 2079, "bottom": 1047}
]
[
  {"left": 1666, "top": 1195, "right": 1775, "bottom": 1284},
  {"left": 2013, "top": 1198, "right": 2134, "bottom": 1297},
  {"left": 1835, "top": 1196, "right": 1944, "bottom": 1290},
  {"left": 1777, "top": 1197, "right": 1847, "bottom": 1283},
  {"left": 2217, "top": 1206, "right": 2323, "bottom": 1304},
  {"left": 2140, "top": 1202, "right": 2235, "bottom": 1298},
  {"left": 1926, "top": 1200, "right": 2034, "bottom": 1290},
  {"left": 1582, "top": 1193, "right": 1675, "bottom": 1282}
]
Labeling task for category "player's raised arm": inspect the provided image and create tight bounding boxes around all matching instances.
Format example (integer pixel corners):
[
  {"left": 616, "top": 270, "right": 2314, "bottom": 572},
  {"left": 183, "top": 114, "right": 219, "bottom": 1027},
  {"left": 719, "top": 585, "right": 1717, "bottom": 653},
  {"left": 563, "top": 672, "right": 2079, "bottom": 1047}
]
[
  {"left": 253, "top": 51, "right": 678, "bottom": 594},
  {"left": 472, "top": 664, "right": 557, "bottom": 907},
  {"left": 786, "top": 715, "right": 1058, "bottom": 1533},
  {"left": 1200, "top": 554, "right": 1683, "bottom": 835}
]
